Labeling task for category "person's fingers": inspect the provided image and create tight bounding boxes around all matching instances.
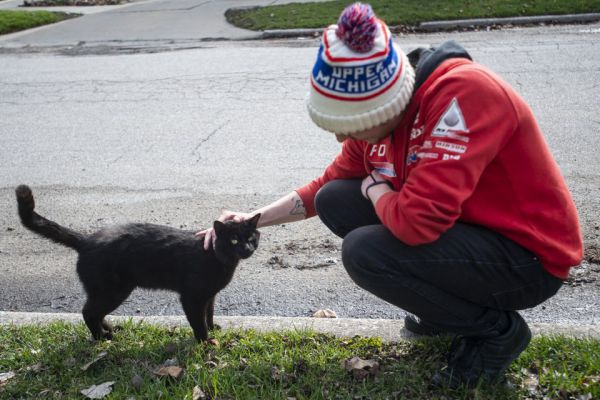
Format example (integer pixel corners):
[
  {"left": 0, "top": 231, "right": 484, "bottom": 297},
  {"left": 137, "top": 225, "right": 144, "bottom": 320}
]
[
  {"left": 219, "top": 211, "right": 249, "bottom": 223},
  {"left": 200, "top": 211, "right": 250, "bottom": 250},
  {"left": 203, "top": 228, "right": 214, "bottom": 250},
  {"left": 218, "top": 210, "right": 238, "bottom": 222}
]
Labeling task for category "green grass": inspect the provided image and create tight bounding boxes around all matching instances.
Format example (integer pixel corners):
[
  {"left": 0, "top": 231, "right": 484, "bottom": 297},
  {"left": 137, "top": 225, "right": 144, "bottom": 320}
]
[
  {"left": 0, "top": 10, "right": 74, "bottom": 36},
  {"left": 0, "top": 321, "right": 598, "bottom": 399},
  {"left": 226, "top": 0, "right": 600, "bottom": 30}
]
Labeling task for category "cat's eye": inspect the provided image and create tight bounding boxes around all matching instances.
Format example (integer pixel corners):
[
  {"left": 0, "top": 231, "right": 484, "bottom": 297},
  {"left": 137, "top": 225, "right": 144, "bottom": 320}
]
[{"left": 230, "top": 239, "right": 238, "bottom": 245}]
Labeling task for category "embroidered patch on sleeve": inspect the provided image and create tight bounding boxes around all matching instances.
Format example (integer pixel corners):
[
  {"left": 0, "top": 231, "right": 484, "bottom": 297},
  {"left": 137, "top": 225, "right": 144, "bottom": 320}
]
[
  {"left": 435, "top": 141, "right": 468, "bottom": 154},
  {"left": 432, "top": 98, "right": 469, "bottom": 142}
]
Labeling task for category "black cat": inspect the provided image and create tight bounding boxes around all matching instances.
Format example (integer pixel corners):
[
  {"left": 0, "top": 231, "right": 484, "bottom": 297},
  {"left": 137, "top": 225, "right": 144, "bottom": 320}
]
[{"left": 15, "top": 185, "right": 260, "bottom": 342}]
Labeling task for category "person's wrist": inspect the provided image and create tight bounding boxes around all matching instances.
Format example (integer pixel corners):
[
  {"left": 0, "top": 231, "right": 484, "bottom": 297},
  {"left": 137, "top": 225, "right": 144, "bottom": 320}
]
[{"left": 366, "top": 182, "right": 392, "bottom": 204}]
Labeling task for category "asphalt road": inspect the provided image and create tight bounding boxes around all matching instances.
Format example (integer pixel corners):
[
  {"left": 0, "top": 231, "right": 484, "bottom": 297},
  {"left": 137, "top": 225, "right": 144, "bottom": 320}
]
[{"left": 1, "top": 23, "right": 599, "bottom": 325}]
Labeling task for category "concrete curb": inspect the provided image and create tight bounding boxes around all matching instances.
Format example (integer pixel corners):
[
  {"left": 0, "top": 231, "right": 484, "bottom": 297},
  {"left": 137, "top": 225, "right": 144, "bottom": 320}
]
[
  {"left": 418, "top": 13, "right": 600, "bottom": 32},
  {"left": 258, "top": 13, "right": 600, "bottom": 40},
  {"left": 1, "top": 312, "right": 599, "bottom": 341}
]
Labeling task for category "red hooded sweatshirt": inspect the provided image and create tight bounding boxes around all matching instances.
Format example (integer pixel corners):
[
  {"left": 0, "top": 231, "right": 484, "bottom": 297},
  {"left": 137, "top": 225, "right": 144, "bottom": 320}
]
[{"left": 296, "top": 42, "right": 583, "bottom": 280}]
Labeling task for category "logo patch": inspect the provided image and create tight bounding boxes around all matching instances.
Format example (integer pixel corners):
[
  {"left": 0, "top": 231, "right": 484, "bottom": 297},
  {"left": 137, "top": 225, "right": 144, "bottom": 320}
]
[
  {"left": 410, "top": 126, "right": 424, "bottom": 140},
  {"left": 432, "top": 98, "right": 469, "bottom": 141},
  {"left": 406, "top": 145, "right": 419, "bottom": 166},
  {"left": 442, "top": 154, "right": 461, "bottom": 161},
  {"left": 417, "top": 152, "right": 439, "bottom": 160},
  {"left": 371, "top": 161, "right": 397, "bottom": 177},
  {"left": 435, "top": 141, "right": 467, "bottom": 154}
]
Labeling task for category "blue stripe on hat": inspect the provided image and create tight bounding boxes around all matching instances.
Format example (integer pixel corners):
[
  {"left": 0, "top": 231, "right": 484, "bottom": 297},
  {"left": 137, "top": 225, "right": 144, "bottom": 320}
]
[{"left": 311, "top": 38, "right": 398, "bottom": 99}]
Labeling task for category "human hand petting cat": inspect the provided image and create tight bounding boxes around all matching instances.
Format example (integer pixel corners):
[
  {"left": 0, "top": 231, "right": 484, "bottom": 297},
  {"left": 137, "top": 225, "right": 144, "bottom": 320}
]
[
  {"left": 361, "top": 170, "right": 393, "bottom": 203},
  {"left": 196, "top": 210, "right": 254, "bottom": 250}
]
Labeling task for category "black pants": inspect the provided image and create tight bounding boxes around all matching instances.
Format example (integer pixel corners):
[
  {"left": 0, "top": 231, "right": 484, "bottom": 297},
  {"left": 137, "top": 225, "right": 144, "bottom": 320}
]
[{"left": 315, "top": 179, "right": 563, "bottom": 336}]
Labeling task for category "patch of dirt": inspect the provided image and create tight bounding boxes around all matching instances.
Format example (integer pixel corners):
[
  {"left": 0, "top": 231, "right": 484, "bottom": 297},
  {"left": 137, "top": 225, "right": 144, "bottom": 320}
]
[
  {"left": 266, "top": 255, "right": 290, "bottom": 269},
  {"left": 277, "top": 238, "right": 339, "bottom": 253},
  {"left": 584, "top": 242, "right": 600, "bottom": 264},
  {"left": 294, "top": 258, "right": 338, "bottom": 270},
  {"left": 266, "top": 238, "right": 340, "bottom": 270},
  {"left": 266, "top": 254, "right": 338, "bottom": 271}
]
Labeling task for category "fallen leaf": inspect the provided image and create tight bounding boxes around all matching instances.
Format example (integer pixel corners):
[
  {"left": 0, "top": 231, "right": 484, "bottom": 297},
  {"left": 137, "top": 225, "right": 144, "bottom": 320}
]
[
  {"left": 312, "top": 309, "right": 337, "bottom": 318},
  {"left": 271, "top": 366, "right": 282, "bottom": 380},
  {"left": 131, "top": 374, "right": 143, "bottom": 391},
  {"left": 343, "top": 356, "right": 379, "bottom": 380},
  {"left": 81, "top": 351, "right": 108, "bottom": 371},
  {"left": 522, "top": 369, "right": 539, "bottom": 396},
  {"left": 23, "top": 363, "right": 43, "bottom": 373},
  {"left": 0, "top": 371, "right": 16, "bottom": 387},
  {"left": 193, "top": 385, "right": 207, "bottom": 400},
  {"left": 207, "top": 338, "right": 220, "bottom": 347},
  {"left": 153, "top": 366, "right": 184, "bottom": 380},
  {"left": 80, "top": 381, "right": 115, "bottom": 399},
  {"left": 270, "top": 366, "right": 295, "bottom": 383}
]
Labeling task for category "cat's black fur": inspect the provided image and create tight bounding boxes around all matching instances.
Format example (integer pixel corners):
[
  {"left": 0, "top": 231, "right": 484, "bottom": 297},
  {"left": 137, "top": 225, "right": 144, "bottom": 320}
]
[{"left": 15, "top": 184, "right": 260, "bottom": 342}]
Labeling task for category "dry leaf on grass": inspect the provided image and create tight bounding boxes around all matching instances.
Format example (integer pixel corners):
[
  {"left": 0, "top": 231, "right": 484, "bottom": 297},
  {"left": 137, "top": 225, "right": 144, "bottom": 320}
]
[
  {"left": 0, "top": 371, "right": 16, "bottom": 387},
  {"left": 193, "top": 385, "right": 207, "bottom": 400},
  {"left": 81, "top": 351, "right": 108, "bottom": 371},
  {"left": 80, "top": 381, "right": 115, "bottom": 399},
  {"left": 23, "top": 363, "right": 43, "bottom": 373},
  {"left": 131, "top": 374, "right": 143, "bottom": 391},
  {"left": 577, "top": 394, "right": 593, "bottom": 400},
  {"left": 312, "top": 309, "right": 337, "bottom": 318},
  {"left": 520, "top": 367, "right": 540, "bottom": 396},
  {"left": 342, "top": 356, "right": 379, "bottom": 380},
  {"left": 153, "top": 366, "right": 184, "bottom": 380}
]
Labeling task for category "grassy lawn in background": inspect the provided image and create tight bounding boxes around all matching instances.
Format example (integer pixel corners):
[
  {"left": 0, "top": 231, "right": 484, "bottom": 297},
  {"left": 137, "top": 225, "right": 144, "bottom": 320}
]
[
  {"left": 0, "top": 10, "right": 74, "bottom": 36},
  {"left": 0, "top": 320, "right": 598, "bottom": 399},
  {"left": 226, "top": 0, "right": 600, "bottom": 30}
]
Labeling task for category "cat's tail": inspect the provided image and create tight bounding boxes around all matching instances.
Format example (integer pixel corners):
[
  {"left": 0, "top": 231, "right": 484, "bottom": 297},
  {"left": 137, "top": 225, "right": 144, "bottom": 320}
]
[{"left": 15, "top": 185, "right": 85, "bottom": 251}]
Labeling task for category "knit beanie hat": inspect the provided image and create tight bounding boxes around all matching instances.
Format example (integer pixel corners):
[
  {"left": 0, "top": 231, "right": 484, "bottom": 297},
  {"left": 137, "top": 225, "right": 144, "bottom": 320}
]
[{"left": 307, "top": 3, "right": 415, "bottom": 135}]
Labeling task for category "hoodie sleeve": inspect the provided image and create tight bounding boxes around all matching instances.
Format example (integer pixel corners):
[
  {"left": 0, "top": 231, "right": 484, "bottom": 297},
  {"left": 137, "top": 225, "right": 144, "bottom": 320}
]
[
  {"left": 375, "top": 65, "right": 519, "bottom": 245},
  {"left": 296, "top": 139, "right": 367, "bottom": 218}
]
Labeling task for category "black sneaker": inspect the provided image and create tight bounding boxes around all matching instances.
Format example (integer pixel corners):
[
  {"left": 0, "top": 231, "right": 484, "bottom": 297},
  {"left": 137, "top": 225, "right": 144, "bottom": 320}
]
[
  {"left": 404, "top": 314, "right": 443, "bottom": 336},
  {"left": 431, "top": 311, "right": 531, "bottom": 388}
]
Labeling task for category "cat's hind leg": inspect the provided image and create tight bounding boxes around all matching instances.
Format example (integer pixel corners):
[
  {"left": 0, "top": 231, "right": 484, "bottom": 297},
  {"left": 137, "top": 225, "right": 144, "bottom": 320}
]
[
  {"left": 82, "top": 288, "right": 133, "bottom": 340},
  {"left": 83, "top": 298, "right": 111, "bottom": 340},
  {"left": 180, "top": 294, "right": 210, "bottom": 342}
]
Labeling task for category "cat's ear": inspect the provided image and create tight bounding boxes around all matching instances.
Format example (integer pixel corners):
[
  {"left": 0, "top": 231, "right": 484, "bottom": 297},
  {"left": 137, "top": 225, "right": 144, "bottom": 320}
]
[
  {"left": 246, "top": 213, "right": 261, "bottom": 228},
  {"left": 213, "top": 220, "right": 227, "bottom": 235}
]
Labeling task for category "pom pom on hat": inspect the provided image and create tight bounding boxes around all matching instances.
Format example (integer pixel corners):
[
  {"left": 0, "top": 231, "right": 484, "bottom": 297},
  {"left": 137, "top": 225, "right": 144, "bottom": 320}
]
[
  {"left": 307, "top": 2, "right": 415, "bottom": 135},
  {"left": 335, "top": 3, "right": 377, "bottom": 53}
]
